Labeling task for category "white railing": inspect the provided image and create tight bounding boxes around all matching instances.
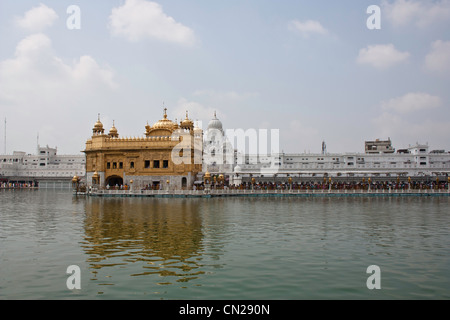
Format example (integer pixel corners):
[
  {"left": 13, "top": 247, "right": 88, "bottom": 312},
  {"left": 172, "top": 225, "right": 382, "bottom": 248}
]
[{"left": 92, "top": 187, "right": 450, "bottom": 196}]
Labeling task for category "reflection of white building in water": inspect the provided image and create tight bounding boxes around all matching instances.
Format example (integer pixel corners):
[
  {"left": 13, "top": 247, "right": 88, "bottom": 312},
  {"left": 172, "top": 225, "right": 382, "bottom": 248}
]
[
  {"left": 0, "top": 145, "right": 85, "bottom": 189},
  {"left": 202, "top": 114, "right": 450, "bottom": 184}
]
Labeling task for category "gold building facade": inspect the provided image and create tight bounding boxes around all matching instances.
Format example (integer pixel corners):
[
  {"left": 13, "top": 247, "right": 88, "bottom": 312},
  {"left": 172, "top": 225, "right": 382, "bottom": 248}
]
[{"left": 84, "top": 108, "right": 203, "bottom": 190}]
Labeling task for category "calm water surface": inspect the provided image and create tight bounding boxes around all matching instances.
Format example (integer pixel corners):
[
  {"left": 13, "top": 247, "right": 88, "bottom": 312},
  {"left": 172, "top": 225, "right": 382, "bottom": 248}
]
[{"left": 0, "top": 190, "right": 449, "bottom": 299}]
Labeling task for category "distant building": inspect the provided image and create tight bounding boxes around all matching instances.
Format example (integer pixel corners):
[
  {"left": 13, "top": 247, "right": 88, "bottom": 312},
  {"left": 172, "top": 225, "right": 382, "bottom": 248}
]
[
  {"left": 365, "top": 138, "right": 395, "bottom": 154},
  {"left": 199, "top": 117, "right": 450, "bottom": 184},
  {"left": 0, "top": 145, "right": 85, "bottom": 189},
  {"left": 227, "top": 141, "right": 450, "bottom": 183}
]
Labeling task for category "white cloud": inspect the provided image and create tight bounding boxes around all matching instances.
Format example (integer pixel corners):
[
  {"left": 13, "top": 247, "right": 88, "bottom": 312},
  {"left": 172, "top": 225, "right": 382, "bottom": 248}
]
[
  {"left": 372, "top": 111, "right": 450, "bottom": 148},
  {"left": 15, "top": 3, "right": 58, "bottom": 32},
  {"left": 0, "top": 34, "right": 117, "bottom": 104},
  {"left": 288, "top": 19, "right": 328, "bottom": 38},
  {"left": 357, "top": 44, "right": 410, "bottom": 69},
  {"left": 0, "top": 33, "right": 118, "bottom": 153},
  {"left": 109, "top": 0, "right": 196, "bottom": 45},
  {"left": 15, "top": 32, "right": 52, "bottom": 59},
  {"left": 382, "top": 0, "right": 450, "bottom": 28},
  {"left": 381, "top": 92, "right": 441, "bottom": 114},
  {"left": 374, "top": 92, "right": 448, "bottom": 148},
  {"left": 425, "top": 40, "right": 450, "bottom": 74}
]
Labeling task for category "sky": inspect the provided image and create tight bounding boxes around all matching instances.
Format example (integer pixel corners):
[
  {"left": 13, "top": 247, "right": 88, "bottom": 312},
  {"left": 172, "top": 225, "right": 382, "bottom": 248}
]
[{"left": 0, "top": 0, "right": 449, "bottom": 155}]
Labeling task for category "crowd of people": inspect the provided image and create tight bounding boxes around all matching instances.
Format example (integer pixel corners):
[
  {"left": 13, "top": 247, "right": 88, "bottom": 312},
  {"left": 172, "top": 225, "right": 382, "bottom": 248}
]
[
  {"left": 82, "top": 178, "right": 450, "bottom": 192},
  {"left": 106, "top": 184, "right": 130, "bottom": 190},
  {"left": 1, "top": 181, "right": 38, "bottom": 189},
  {"left": 205, "top": 180, "right": 450, "bottom": 191}
]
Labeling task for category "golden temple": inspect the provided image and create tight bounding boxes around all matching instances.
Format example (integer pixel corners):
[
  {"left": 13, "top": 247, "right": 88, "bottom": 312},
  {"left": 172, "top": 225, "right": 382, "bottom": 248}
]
[{"left": 83, "top": 108, "right": 203, "bottom": 190}]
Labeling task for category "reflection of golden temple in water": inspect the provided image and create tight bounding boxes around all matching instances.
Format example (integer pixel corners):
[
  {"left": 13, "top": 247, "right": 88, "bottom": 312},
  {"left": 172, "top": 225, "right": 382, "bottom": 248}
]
[{"left": 81, "top": 197, "right": 206, "bottom": 284}]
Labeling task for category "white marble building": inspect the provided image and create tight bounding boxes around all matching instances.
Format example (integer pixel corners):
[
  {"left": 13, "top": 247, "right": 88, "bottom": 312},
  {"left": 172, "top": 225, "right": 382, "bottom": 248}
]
[
  {"left": 201, "top": 114, "right": 450, "bottom": 184},
  {"left": 0, "top": 145, "right": 85, "bottom": 189}
]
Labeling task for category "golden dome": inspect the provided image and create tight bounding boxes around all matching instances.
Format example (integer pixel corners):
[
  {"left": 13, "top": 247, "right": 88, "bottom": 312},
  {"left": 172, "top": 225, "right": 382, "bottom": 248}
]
[
  {"left": 193, "top": 120, "right": 202, "bottom": 133},
  {"left": 144, "top": 121, "right": 152, "bottom": 135},
  {"left": 109, "top": 120, "right": 119, "bottom": 138},
  {"left": 180, "top": 110, "right": 194, "bottom": 128},
  {"left": 92, "top": 114, "right": 104, "bottom": 134},
  {"left": 153, "top": 108, "right": 176, "bottom": 130},
  {"left": 94, "top": 120, "right": 103, "bottom": 129},
  {"left": 173, "top": 119, "right": 179, "bottom": 130}
]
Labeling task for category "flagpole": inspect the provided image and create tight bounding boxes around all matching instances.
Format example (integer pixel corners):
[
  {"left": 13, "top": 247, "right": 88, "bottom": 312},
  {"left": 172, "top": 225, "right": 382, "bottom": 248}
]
[{"left": 4, "top": 117, "right": 6, "bottom": 155}]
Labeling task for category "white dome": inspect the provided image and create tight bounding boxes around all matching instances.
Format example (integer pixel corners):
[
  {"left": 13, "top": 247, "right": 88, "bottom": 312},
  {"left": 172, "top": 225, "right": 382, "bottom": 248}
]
[
  {"left": 234, "top": 165, "right": 242, "bottom": 173},
  {"left": 207, "top": 112, "right": 223, "bottom": 131}
]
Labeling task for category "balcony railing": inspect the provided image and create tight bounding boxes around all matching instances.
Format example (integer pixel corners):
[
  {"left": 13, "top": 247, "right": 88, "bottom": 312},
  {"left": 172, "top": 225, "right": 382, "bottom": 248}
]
[{"left": 89, "top": 187, "right": 450, "bottom": 196}]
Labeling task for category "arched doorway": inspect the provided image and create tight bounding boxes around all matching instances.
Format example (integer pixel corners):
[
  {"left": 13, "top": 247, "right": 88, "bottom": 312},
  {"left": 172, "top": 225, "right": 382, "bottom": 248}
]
[
  {"left": 106, "top": 175, "right": 123, "bottom": 189},
  {"left": 181, "top": 177, "right": 187, "bottom": 188}
]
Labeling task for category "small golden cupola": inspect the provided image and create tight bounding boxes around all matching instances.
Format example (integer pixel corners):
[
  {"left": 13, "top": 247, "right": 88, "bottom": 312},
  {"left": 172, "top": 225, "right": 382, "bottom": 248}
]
[
  {"left": 108, "top": 120, "right": 119, "bottom": 138},
  {"left": 180, "top": 110, "right": 194, "bottom": 131},
  {"left": 145, "top": 121, "right": 152, "bottom": 136},
  {"left": 93, "top": 113, "right": 105, "bottom": 135},
  {"left": 172, "top": 118, "right": 179, "bottom": 130},
  {"left": 193, "top": 120, "right": 203, "bottom": 136}
]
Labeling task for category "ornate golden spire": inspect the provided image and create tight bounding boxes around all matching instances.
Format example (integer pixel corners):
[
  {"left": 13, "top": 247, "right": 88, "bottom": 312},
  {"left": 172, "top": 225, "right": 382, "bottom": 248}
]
[
  {"left": 181, "top": 110, "right": 194, "bottom": 130},
  {"left": 145, "top": 107, "right": 177, "bottom": 137},
  {"left": 109, "top": 120, "right": 119, "bottom": 138},
  {"left": 93, "top": 113, "right": 104, "bottom": 135}
]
